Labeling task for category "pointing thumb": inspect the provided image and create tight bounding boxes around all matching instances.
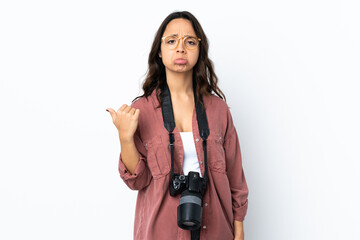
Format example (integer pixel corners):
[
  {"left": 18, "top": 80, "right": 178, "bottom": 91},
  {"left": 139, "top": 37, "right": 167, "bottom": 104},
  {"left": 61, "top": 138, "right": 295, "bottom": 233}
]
[{"left": 106, "top": 108, "right": 116, "bottom": 121}]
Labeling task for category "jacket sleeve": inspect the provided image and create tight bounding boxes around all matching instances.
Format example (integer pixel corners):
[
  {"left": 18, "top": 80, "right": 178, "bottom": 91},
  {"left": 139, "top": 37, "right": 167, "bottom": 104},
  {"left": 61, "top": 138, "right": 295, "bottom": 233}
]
[
  {"left": 223, "top": 105, "right": 249, "bottom": 222},
  {"left": 118, "top": 103, "right": 152, "bottom": 191}
]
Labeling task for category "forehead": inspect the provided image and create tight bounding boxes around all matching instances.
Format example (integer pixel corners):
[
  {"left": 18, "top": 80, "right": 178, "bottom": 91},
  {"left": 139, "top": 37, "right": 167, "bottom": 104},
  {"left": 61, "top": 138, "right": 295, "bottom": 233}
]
[{"left": 163, "top": 18, "right": 196, "bottom": 36}]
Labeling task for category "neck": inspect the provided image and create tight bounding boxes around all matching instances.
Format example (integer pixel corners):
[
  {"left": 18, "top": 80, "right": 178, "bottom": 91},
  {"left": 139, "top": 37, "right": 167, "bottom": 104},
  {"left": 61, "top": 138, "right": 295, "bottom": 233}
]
[{"left": 165, "top": 70, "right": 194, "bottom": 98}]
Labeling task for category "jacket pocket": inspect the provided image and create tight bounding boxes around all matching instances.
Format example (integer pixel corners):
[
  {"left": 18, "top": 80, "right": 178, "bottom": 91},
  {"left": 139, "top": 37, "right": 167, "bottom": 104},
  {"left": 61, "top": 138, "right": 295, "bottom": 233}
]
[
  {"left": 144, "top": 135, "right": 170, "bottom": 179},
  {"left": 207, "top": 131, "right": 226, "bottom": 173}
]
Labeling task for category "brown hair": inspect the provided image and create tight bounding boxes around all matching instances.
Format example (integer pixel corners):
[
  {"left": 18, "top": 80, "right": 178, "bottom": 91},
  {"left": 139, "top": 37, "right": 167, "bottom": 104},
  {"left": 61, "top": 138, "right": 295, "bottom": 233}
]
[{"left": 132, "top": 10, "right": 226, "bottom": 108}]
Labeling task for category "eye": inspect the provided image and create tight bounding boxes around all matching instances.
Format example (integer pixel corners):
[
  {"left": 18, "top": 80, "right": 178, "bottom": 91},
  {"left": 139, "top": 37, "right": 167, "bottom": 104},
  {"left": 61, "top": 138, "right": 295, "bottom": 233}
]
[
  {"left": 185, "top": 37, "right": 197, "bottom": 46},
  {"left": 164, "top": 36, "right": 177, "bottom": 45}
]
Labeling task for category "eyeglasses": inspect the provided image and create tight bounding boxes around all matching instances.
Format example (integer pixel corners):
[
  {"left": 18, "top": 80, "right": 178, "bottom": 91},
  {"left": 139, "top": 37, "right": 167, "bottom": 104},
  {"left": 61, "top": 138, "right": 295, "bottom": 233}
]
[{"left": 161, "top": 35, "right": 201, "bottom": 50}]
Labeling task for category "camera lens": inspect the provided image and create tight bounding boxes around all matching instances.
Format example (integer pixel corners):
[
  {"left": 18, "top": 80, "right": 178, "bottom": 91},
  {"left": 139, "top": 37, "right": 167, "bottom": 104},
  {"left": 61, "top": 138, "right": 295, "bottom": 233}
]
[
  {"left": 177, "top": 190, "right": 202, "bottom": 230},
  {"left": 182, "top": 221, "right": 196, "bottom": 227}
]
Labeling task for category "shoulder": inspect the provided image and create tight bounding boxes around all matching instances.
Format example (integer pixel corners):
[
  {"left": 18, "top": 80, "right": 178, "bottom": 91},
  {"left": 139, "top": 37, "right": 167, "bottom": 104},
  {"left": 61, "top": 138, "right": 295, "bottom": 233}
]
[
  {"left": 130, "top": 93, "right": 153, "bottom": 109},
  {"left": 205, "top": 93, "right": 230, "bottom": 114},
  {"left": 205, "top": 93, "right": 236, "bottom": 136},
  {"left": 203, "top": 93, "right": 232, "bottom": 130},
  {"left": 129, "top": 90, "right": 158, "bottom": 123}
]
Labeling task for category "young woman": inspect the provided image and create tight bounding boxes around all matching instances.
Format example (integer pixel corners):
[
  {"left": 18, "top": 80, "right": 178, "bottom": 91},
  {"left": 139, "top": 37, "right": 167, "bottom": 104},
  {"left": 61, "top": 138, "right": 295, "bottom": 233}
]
[{"left": 106, "top": 11, "right": 249, "bottom": 240}]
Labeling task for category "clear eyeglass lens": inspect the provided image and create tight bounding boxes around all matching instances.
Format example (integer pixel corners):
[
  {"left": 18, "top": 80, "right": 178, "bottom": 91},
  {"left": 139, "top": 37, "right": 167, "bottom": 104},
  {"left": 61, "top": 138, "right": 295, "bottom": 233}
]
[
  {"left": 164, "top": 36, "right": 178, "bottom": 47},
  {"left": 184, "top": 37, "right": 198, "bottom": 49}
]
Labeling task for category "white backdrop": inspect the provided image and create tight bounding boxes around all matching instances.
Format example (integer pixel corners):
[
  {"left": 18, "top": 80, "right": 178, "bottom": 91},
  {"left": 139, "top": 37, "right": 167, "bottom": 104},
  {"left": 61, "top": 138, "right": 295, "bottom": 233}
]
[{"left": 1, "top": 0, "right": 359, "bottom": 239}]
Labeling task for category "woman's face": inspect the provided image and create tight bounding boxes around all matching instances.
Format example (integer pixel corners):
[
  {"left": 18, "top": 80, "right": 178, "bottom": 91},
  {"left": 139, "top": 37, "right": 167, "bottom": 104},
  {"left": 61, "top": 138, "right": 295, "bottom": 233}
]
[{"left": 159, "top": 18, "right": 200, "bottom": 74}]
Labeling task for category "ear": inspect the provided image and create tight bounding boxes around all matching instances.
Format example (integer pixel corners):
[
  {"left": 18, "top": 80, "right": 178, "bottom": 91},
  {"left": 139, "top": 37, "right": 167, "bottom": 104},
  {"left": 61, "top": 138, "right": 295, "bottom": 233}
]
[{"left": 158, "top": 51, "right": 162, "bottom": 58}]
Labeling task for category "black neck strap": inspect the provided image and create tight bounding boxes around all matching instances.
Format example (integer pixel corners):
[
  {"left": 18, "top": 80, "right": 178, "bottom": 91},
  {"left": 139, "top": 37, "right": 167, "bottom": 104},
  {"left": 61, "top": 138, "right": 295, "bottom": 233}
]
[{"left": 161, "top": 81, "right": 210, "bottom": 186}]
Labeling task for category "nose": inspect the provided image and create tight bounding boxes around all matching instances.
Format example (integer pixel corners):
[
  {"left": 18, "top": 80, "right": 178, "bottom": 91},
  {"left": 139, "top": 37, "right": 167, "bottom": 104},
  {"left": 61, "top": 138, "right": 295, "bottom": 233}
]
[{"left": 176, "top": 38, "right": 186, "bottom": 53}]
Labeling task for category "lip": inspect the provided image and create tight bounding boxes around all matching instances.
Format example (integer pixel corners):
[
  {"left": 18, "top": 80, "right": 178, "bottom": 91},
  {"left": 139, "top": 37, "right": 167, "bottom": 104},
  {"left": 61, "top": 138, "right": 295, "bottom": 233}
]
[{"left": 174, "top": 58, "right": 187, "bottom": 64}]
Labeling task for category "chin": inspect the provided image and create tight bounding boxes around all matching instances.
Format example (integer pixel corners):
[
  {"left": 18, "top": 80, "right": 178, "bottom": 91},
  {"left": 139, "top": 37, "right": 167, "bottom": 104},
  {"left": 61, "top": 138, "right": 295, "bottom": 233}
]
[
  {"left": 165, "top": 64, "right": 195, "bottom": 73},
  {"left": 174, "top": 68, "right": 192, "bottom": 73},
  {"left": 174, "top": 64, "right": 194, "bottom": 71}
]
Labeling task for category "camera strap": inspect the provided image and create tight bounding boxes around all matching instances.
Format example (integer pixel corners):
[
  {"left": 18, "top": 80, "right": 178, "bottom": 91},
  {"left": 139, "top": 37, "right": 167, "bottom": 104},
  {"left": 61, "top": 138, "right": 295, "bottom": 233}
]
[
  {"left": 161, "top": 81, "right": 209, "bottom": 240},
  {"left": 161, "top": 80, "right": 209, "bottom": 188}
]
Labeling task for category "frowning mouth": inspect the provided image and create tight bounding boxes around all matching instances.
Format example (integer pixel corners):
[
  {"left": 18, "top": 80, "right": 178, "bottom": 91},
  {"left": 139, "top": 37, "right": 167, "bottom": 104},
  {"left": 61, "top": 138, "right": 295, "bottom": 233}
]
[{"left": 174, "top": 58, "right": 187, "bottom": 64}]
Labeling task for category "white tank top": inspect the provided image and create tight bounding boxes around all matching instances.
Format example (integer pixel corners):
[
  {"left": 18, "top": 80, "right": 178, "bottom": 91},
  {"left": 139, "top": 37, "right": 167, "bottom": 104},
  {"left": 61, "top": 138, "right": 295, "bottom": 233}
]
[{"left": 179, "top": 131, "right": 202, "bottom": 177}]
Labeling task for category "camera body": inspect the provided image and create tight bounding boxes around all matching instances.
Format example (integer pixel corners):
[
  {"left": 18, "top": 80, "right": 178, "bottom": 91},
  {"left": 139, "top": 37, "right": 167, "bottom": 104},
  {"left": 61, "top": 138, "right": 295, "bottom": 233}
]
[{"left": 169, "top": 171, "right": 207, "bottom": 230}]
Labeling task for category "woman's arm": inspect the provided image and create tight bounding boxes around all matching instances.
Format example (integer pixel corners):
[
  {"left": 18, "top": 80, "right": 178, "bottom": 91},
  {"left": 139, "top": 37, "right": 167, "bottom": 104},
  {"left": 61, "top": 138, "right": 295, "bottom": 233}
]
[
  {"left": 118, "top": 135, "right": 152, "bottom": 190},
  {"left": 223, "top": 105, "right": 249, "bottom": 221},
  {"left": 119, "top": 135, "right": 141, "bottom": 175},
  {"left": 113, "top": 102, "right": 152, "bottom": 190},
  {"left": 234, "top": 220, "right": 244, "bottom": 240},
  {"left": 118, "top": 126, "right": 152, "bottom": 190},
  {"left": 222, "top": 104, "right": 249, "bottom": 239}
]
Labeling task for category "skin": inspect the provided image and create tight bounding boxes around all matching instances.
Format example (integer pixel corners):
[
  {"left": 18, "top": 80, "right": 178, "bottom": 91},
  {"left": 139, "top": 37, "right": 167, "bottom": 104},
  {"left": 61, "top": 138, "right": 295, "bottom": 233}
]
[
  {"left": 159, "top": 19, "right": 200, "bottom": 78},
  {"left": 107, "top": 18, "right": 244, "bottom": 240}
]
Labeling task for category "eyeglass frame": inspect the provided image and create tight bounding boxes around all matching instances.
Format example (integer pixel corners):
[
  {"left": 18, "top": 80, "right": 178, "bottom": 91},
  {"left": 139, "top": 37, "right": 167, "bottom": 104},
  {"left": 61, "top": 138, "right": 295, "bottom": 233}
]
[{"left": 161, "top": 34, "right": 201, "bottom": 50}]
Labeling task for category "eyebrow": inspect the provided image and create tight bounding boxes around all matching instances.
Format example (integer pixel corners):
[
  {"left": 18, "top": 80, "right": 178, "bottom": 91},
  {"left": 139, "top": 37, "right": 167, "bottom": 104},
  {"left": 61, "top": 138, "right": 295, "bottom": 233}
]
[{"left": 168, "top": 34, "right": 196, "bottom": 37}]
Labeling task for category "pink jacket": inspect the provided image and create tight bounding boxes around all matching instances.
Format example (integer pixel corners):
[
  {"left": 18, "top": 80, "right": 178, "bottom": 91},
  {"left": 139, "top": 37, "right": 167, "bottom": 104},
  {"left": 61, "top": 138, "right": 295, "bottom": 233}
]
[{"left": 118, "top": 89, "right": 249, "bottom": 240}]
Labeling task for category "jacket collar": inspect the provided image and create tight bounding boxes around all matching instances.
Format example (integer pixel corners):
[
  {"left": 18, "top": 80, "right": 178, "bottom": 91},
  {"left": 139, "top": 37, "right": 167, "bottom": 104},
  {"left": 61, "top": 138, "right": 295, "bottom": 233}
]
[{"left": 149, "top": 88, "right": 160, "bottom": 110}]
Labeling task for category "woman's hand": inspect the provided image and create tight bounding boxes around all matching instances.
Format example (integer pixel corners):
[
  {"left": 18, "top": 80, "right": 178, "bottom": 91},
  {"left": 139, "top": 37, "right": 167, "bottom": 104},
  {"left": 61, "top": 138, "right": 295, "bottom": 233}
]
[
  {"left": 233, "top": 220, "right": 244, "bottom": 240},
  {"left": 106, "top": 104, "right": 140, "bottom": 141}
]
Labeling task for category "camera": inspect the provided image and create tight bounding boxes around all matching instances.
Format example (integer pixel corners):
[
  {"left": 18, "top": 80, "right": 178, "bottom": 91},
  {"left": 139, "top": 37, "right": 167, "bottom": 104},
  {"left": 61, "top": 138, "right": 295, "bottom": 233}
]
[{"left": 169, "top": 171, "right": 207, "bottom": 230}]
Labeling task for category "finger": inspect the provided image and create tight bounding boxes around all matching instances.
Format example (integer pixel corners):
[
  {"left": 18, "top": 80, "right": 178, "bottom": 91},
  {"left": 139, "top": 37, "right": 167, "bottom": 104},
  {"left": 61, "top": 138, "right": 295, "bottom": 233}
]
[
  {"left": 129, "top": 107, "right": 136, "bottom": 115},
  {"left": 117, "top": 104, "right": 128, "bottom": 112},
  {"left": 123, "top": 105, "right": 133, "bottom": 114},
  {"left": 133, "top": 108, "right": 140, "bottom": 119},
  {"left": 106, "top": 108, "right": 116, "bottom": 121}
]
